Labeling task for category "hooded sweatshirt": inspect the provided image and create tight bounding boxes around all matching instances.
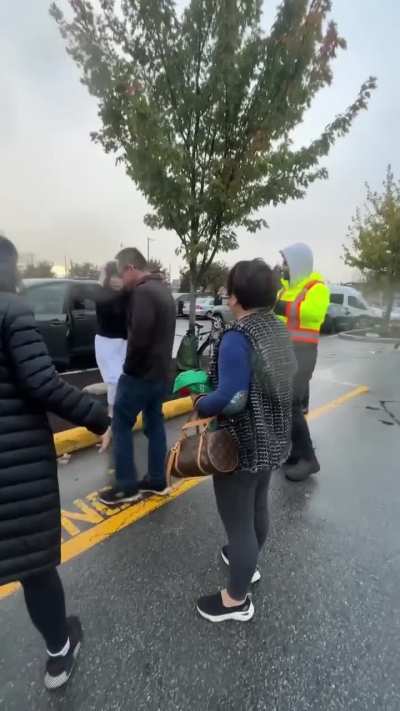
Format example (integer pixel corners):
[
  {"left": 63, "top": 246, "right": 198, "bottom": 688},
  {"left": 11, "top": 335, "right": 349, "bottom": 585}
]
[
  {"left": 276, "top": 243, "right": 330, "bottom": 338},
  {"left": 281, "top": 243, "right": 314, "bottom": 287}
]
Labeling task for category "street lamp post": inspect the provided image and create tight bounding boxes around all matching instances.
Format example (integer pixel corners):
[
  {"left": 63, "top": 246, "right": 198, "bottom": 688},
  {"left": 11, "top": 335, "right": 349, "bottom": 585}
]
[{"left": 147, "top": 237, "right": 155, "bottom": 263}]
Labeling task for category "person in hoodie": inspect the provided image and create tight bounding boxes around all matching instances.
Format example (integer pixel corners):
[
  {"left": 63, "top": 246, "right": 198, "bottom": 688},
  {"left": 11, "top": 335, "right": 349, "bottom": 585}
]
[{"left": 275, "top": 243, "right": 329, "bottom": 482}]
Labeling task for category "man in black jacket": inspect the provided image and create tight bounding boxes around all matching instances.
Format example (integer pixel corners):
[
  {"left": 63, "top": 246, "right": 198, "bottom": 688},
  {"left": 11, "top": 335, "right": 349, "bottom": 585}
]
[{"left": 100, "top": 247, "right": 176, "bottom": 505}]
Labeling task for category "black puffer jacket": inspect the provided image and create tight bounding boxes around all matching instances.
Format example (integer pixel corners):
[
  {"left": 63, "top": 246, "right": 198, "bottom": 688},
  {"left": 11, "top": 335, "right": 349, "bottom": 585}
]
[{"left": 0, "top": 293, "right": 109, "bottom": 586}]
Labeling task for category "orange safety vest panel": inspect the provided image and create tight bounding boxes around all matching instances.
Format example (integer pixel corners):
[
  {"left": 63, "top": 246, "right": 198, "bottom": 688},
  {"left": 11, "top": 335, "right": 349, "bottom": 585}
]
[{"left": 280, "top": 279, "right": 324, "bottom": 345}]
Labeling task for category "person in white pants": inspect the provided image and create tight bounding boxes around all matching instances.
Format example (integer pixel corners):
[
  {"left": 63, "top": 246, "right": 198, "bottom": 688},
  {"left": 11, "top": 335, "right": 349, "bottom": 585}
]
[{"left": 92, "top": 262, "right": 128, "bottom": 453}]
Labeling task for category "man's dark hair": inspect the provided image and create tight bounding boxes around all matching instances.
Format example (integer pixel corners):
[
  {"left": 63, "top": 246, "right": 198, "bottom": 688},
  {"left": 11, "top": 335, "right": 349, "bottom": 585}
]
[
  {"left": 116, "top": 247, "right": 147, "bottom": 271},
  {"left": 0, "top": 235, "right": 18, "bottom": 293},
  {"left": 227, "top": 259, "right": 278, "bottom": 310}
]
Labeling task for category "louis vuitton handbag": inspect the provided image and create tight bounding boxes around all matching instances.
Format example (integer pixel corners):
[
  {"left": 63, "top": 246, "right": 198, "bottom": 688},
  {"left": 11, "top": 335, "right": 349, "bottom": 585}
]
[{"left": 166, "top": 416, "right": 239, "bottom": 482}]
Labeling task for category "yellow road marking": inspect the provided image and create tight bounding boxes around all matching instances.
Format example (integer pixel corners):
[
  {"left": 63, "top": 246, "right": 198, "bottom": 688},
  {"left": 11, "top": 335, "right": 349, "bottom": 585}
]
[
  {"left": 306, "top": 385, "right": 369, "bottom": 421},
  {"left": 0, "top": 385, "right": 368, "bottom": 601}
]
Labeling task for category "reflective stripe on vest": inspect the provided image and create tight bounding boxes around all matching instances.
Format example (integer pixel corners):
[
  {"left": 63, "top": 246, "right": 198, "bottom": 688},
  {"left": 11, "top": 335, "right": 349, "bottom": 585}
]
[{"left": 284, "top": 280, "right": 323, "bottom": 344}]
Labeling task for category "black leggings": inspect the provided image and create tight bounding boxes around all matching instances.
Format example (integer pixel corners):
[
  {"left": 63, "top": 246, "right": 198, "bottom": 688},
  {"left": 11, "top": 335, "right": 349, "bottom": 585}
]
[
  {"left": 213, "top": 468, "right": 272, "bottom": 600},
  {"left": 21, "top": 568, "right": 68, "bottom": 654}
]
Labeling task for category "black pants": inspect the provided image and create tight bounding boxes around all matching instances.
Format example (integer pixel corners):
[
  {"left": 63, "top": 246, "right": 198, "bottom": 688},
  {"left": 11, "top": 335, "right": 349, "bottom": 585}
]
[
  {"left": 213, "top": 468, "right": 272, "bottom": 600},
  {"left": 291, "top": 343, "right": 318, "bottom": 461},
  {"left": 21, "top": 568, "right": 68, "bottom": 654}
]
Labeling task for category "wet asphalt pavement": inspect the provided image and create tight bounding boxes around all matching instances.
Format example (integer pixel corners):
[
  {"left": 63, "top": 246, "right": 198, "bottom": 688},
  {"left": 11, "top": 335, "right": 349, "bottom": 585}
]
[{"left": 0, "top": 336, "right": 399, "bottom": 711}]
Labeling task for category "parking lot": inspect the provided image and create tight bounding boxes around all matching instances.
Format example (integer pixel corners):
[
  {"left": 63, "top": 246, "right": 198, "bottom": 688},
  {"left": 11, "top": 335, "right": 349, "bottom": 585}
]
[{"left": 1, "top": 336, "right": 399, "bottom": 710}]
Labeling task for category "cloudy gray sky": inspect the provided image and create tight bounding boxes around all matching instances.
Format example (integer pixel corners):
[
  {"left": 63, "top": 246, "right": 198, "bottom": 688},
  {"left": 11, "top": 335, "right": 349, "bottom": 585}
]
[{"left": 1, "top": 1, "right": 399, "bottom": 280}]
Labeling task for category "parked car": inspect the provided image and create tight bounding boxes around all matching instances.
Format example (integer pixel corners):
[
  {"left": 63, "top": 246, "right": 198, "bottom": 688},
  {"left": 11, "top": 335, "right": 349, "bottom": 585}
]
[
  {"left": 182, "top": 296, "right": 216, "bottom": 319},
  {"left": 321, "top": 285, "right": 379, "bottom": 334},
  {"left": 210, "top": 296, "right": 233, "bottom": 325},
  {"left": 21, "top": 279, "right": 98, "bottom": 368}
]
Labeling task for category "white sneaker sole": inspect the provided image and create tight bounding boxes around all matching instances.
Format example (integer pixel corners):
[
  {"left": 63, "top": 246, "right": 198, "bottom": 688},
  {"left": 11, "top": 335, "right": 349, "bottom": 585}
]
[
  {"left": 98, "top": 492, "right": 142, "bottom": 505},
  {"left": 197, "top": 600, "right": 255, "bottom": 623},
  {"left": 44, "top": 641, "right": 81, "bottom": 691},
  {"left": 220, "top": 550, "right": 261, "bottom": 584},
  {"left": 140, "top": 487, "right": 171, "bottom": 497}
]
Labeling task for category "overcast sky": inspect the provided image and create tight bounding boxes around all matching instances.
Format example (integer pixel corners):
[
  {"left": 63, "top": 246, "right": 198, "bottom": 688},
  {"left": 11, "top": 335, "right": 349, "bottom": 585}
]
[{"left": 1, "top": 1, "right": 399, "bottom": 280}]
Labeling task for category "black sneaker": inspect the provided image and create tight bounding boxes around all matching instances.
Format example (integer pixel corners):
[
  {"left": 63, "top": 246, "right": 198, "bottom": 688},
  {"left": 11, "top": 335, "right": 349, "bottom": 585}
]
[
  {"left": 139, "top": 478, "right": 171, "bottom": 496},
  {"left": 44, "top": 616, "right": 82, "bottom": 691},
  {"left": 98, "top": 487, "right": 142, "bottom": 506},
  {"left": 221, "top": 546, "right": 261, "bottom": 584},
  {"left": 197, "top": 592, "right": 254, "bottom": 623},
  {"left": 283, "top": 455, "right": 320, "bottom": 482}
]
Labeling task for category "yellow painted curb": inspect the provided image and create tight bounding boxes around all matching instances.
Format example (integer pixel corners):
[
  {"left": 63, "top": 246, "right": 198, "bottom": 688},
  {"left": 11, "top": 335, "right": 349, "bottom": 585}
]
[{"left": 54, "top": 396, "right": 193, "bottom": 457}]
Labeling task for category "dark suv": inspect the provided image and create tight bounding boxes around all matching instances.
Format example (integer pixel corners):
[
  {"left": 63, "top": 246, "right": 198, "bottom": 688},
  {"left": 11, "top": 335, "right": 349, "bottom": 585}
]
[{"left": 21, "top": 279, "right": 98, "bottom": 368}]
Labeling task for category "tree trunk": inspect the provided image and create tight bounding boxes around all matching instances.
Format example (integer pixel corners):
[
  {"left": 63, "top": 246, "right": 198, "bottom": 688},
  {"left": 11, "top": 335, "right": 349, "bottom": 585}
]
[
  {"left": 189, "top": 269, "right": 197, "bottom": 333},
  {"left": 383, "top": 284, "right": 395, "bottom": 333}
]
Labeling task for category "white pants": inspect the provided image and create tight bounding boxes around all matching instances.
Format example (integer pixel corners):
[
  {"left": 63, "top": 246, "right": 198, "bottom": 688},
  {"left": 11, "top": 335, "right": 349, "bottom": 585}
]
[{"left": 95, "top": 335, "right": 127, "bottom": 409}]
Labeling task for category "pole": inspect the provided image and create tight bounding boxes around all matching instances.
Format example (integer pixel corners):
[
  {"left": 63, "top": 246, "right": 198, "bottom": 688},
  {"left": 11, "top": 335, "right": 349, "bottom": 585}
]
[{"left": 147, "top": 237, "right": 155, "bottom": 264}]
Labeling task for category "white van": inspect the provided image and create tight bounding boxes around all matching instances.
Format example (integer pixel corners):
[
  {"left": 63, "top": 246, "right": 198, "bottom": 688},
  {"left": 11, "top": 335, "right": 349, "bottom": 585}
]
[{"left": 326, "top": 285, "right": 378, "bottom": 332}]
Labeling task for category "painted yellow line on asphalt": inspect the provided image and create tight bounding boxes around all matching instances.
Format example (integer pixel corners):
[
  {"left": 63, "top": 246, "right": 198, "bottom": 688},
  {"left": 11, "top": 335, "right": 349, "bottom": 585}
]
[
  {"left": 306, "top": 385, "right": 369, "bottom": 422},
  {"left": 0, "top": 385, "right": 368, "bottom": 602}
]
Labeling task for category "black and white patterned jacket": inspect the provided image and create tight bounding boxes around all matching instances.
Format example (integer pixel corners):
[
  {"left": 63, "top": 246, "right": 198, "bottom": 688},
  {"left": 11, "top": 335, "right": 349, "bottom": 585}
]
[{"left": 209, "top": 310, "right": 296, "bottom": 472}]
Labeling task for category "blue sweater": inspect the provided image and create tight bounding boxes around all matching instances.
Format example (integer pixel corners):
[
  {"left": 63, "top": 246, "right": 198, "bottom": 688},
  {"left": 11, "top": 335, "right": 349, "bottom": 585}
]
[{"left": 197, "top": 331, "right": 251, "bottom": 418}]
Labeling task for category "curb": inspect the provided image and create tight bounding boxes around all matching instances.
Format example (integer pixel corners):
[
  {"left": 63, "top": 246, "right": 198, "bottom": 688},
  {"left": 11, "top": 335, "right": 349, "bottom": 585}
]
[
  {"left": 54, "top": 396, "right": 193, "bottom": 457},
  {"left": 339, "top": 329, "right": 400, "bottom": 345}
]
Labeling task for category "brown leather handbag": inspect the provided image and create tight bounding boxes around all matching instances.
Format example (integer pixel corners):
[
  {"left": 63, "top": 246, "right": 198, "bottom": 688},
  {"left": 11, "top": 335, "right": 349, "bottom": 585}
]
[{"left": 166, "top": 417, "right": 239, "bottom": 482}]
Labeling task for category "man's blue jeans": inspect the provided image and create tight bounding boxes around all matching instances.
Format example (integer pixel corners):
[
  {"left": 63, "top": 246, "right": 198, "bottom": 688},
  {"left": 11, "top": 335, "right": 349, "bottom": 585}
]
[{"left": 112, "top": 373, "right": 167, "bottom": 492}]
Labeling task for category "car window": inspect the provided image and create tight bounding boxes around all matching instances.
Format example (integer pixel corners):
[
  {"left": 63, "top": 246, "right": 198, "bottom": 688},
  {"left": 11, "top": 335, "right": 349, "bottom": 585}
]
[
  {"left": 70, "top": 285, "right": 96, "bottom": 313},
  {"left": 348, "top": 295, "right": 367, "bottom": 310},
  {"left": 330, "top": 293, "right": 344, "bottom": 305},
  {"left": 25, "top": 283, "right": 66, "bottom": 316}
]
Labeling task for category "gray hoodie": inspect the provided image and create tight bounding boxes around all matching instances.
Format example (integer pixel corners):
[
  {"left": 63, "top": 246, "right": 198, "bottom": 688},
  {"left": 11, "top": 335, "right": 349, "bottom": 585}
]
[{"left": 281, "top": 243, "right": 314, "bottom": 287}]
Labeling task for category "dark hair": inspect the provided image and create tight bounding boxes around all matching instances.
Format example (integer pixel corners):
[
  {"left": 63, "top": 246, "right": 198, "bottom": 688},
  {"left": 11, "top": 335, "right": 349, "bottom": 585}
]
[
  {"left": 0, "top": 235, "right": 18, "bottom": 293},
  {"left": 227, "top": 259, "right": 278, "bottom": 310},
  {"left": 116, "top": 247, "right": 147, "bottom": 271}
]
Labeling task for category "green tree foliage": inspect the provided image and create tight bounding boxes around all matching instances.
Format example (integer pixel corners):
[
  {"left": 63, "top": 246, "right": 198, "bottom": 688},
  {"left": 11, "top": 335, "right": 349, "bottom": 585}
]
[
  {"left": 23, "top": 261, "right": 55, "bottom": 278},
  {"left": 69, "top": 261, "right": 100, "bottom": 279},
  {"left": 344, "top": 166, "right": 400, "bottom": 325},
  {"left": 51, "top": 0, "right": 376, "bottom": 324},
  {"left": 180, "top": 260, "right": 229, "bottom": 295}
]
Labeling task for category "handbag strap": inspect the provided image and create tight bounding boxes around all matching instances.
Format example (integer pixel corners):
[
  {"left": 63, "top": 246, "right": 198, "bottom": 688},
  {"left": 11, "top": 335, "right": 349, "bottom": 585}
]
[{"left": 181, "top": 417, "right": 214, "bottom": 434}]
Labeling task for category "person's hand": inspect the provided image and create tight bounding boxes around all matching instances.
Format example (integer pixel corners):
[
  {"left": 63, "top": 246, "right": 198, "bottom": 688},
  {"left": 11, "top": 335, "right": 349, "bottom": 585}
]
[{"left": 98, "top": 426, "right": 112, "bottom": 454}]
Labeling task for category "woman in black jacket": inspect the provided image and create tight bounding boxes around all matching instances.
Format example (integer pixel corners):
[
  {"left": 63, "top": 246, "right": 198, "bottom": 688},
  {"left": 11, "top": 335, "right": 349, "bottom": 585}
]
[{"left": 0, "top": 237, "right": 109, "bottom": 689}]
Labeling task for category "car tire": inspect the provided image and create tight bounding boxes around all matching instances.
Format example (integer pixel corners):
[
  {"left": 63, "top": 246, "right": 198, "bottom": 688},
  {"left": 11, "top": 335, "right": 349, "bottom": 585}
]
[{"left": 213, "top": 314, "right": 224, "bottom": 329}]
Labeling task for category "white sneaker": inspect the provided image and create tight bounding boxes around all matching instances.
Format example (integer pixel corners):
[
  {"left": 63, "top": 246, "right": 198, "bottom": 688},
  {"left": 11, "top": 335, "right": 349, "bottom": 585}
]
[{"left": 221, "top": 547, "right": 261, "bottom": 584}]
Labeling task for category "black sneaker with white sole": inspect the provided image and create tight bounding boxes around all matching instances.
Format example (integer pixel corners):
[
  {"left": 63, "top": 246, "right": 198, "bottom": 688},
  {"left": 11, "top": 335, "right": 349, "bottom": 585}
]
[
  {"left": 98, "top": 487, "right": 142, "bottom": 506},
  {"left": 139, "top": 478, "right": 171, "bottom": 496},
  {"left": 44, "top": 616, "right": 82, "bottom": 691},
  {"left": 197, "top": 592, "right": 254, "bottom": 623},
  {"left": 221, "top": 546, "right": 261, "bottom": 584}
]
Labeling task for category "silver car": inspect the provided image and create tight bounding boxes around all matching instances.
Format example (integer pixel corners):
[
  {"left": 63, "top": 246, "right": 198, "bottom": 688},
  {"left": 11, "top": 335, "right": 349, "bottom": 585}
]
[{"left": 210, "top": 297, "right": 233, "bottom": 325}]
